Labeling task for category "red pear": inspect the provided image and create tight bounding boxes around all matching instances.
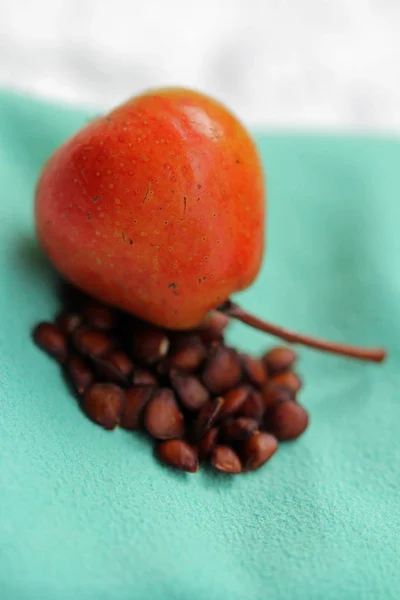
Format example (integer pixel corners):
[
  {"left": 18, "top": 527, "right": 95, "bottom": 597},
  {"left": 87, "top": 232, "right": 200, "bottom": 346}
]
[{"left": 35, "top": 87, "right": 264, "bottom": 329}]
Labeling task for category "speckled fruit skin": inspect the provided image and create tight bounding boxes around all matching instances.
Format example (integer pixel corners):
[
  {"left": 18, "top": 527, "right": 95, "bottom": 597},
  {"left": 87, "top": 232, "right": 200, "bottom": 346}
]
[{"left": 35, "top": 88, "right": 265, "bottom": 329}]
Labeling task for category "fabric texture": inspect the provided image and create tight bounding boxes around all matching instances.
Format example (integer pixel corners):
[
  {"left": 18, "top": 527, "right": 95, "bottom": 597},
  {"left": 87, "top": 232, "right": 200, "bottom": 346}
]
[{"left": 0, "top": 92, "right": 399, "bottom": 600}]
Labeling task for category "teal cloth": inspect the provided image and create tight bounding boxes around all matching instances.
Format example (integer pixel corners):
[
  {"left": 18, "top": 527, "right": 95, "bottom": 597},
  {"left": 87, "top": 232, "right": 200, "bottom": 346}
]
[{"left": 0, "top": 91, "right": 399, "bottom": 600}]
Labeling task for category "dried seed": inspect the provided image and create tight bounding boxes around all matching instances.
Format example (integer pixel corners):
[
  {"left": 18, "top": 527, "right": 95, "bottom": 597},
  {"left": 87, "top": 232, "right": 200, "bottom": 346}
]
[
  {"left": 132, "top": 366, "right": 158, "bottom": 386},
  {"left": 82, "top": 383, "right": 126, "bottom": 430},
  {"left": 265, "top": 400, "right": 309, "bottom": 441},
  {"left": 196, "top": 328, "right": 224, "bottom": 344},
  {"left": 219, "top": 417, "right": 259, "bottom": 443},
  {"left": 56, "top": 312, "right": 82, "bottom": 337},
  {"left": 73, "top": 326, "right": 113, "bottom": 358},
  {"left": 211, "top": 445, "right": 242, "bottom": 474},
  {"left": 157, "top": 440, "right": 199, "bottom": 473},
  {"left": 194, "top": 311, "right": 230, "bottom": 343},
  {"left": 202, "top": 345, "right": 242, "bottom": 394},
  {"left": 33, "top": 322, "right": 68, "bottom": 363},
  {"left": 66, "top": 354, "right": 94, "bottom": 395},
  {"left": 163, "top": 335, "right": 206, "bottom": 372},
  {"left": 193, "top": 397, "right": 224, "bottom": 441},
  {"left": 261, "top": 382, "right": 295, "bottom": 410},
  {"left": 218, "top": 386, "right": 250, "bottom": 421},
  {"left": 106, "top": 350, "right": 133, "bottom": 377},
  {"left": 264, "top": 347, "right": 297, "bottom": 373},
  {"left": 270, "top": 371, "right": 302, "bottom": 393},
  {"left": 242, "top": 354, "right": 268, "bottom": 387},
  {"left": 91, "top": 350, "right": 133, "bottom": 386},
  {"left": 81, "top": 301, "right": 116, "bottom": 331},
  {"left": 32, "top": 282, "right": 312, "bottom": 479},
  {"left": 169, "top": 370, "right": 209, "bottom": 411},
  {"left": 241, "top": 432, "right": 278, "bottom": 471},
  {"left": 236, "top": 389, "right": 264, "bottom": 423},
  {"left": 144, "top": 388, "right": 185, "bottom": 440},
  {"left": 131, "top": 327, "right": 170, "bottom": 364},
  {"left": 198, "top": 427, "right": 219, "bottom": 461},
  {"left": 120, "top": 385, "right": 155, "bottom": 430}
]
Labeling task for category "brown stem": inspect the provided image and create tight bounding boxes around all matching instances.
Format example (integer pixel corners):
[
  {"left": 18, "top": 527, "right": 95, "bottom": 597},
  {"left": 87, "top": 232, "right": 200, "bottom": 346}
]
[{"left": 221, "top": 301, "right": 386, "bottom": 363}]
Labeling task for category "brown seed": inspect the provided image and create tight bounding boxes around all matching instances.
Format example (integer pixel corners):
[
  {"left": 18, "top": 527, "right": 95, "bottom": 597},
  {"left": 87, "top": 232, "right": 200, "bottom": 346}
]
[
  {"left": 218, "top": 386, "right": 250, "bottom": 421},
  {"left": 91, "top": 350, "right": 133, "bottom": 386},
  {"left": 219, "top": 417, "right": 259, "bottom": 443},
  {"left": 195, "top": 327, "right": 224, "bottom": 344},
  {"left": 163, "top": 335, "right": 207, "bottom": 372},
  {"left": 56, "top": 312, "right": 82, "bottom": 337},
  {"left": 198, "top": 427, "right": 219, "bottom": 461},
  {"left": 120, "top": 385, "right": 155, "bottom": 430},
  {"left": 131, "top": 327, "right": 170, "bottom": 364},
  {"left": 241, "top": 432, "right": 278, "bottom": 471},
  {"left": 193, "top": 397, "right": 224, "bottom": 441},
  {"left": 264, "top": 347, "right": 297, "bottom": 373},
  {"left": 242, "top": 354, "right": 268, "bottom": 388},
  {"left": 265, "top": 400, "right": 309, "bottom": 441},
  {"left": 194, "top": 311, "right": 230, "bottom": 343},
  {"left": 261, "top": 382, "right": 295, "bottom": 410},
  {"left": 202, "top": 345, "right": 242, "bottom": 394},
  {"left": 144, "top": 388, "right": 185, "bottom": 440},
  {"left": 73, "top": 326, "right": 113, "bottom": 358},
  {"left": 211, "top": 445, "right": 242, "bottom": 474},
  {"left": 106, "top": 350, "right": 133, "bottom": 378},
  {"left": 66, "top": 354, "right": 94, "bottom": 395},
  {"left": 132, "top": 366, "right": 158, "bottom": 386},
  {"left": 157, "top": 440, "right": 199, "bottom": 473},
  {"left": 169, "top": 370, "right": 209, "bottom": 411},
  {"left": 81, "top": 301, "right": 116, "bottom": 331},
  {"left": 33, "top": 322, "right": 68, "bottom": 363},
  {"left": 237, "top": 389, "right": 264, "bottom": 423},
  {"left": 270, "top": 371, "right": 302, "bottom": 393},
  {"left": 82, "top": 383, "right": 126, "bottom": 430}
]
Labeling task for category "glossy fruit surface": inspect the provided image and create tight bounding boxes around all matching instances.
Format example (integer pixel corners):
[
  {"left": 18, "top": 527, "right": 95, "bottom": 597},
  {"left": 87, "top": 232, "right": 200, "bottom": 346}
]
[{"left": 35, "top": 88, "right": 265, "bottom": 328}]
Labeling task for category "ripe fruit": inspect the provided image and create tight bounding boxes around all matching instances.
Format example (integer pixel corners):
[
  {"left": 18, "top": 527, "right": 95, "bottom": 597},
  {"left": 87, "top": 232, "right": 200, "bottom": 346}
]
[
  {"left": 35, "top": 88, "right": 264, "bottom": 329},
  {"left": 35, "top": 87, "right": 386, "bottom": 363}
]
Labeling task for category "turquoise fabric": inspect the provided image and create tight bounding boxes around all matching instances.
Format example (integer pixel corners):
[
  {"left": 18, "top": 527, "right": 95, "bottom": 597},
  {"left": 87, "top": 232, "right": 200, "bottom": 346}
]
[{"left": 0, "top": 91, "right": 399, "bottom": 600}]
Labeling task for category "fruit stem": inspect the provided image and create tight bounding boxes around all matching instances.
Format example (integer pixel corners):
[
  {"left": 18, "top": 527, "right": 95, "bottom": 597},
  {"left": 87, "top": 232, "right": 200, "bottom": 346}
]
[{"left": 220, "top": 301, "right": 387, "bottom": 363}]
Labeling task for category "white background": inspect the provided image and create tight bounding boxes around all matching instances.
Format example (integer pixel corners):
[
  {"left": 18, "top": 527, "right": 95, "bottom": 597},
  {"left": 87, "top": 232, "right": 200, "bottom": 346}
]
[{"left": 1, "top": 0, "right": 400, "bottom": 130}]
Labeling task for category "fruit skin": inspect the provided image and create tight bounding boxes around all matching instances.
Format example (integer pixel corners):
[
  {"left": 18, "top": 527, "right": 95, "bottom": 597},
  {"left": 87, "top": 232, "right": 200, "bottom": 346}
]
[{"left": 35, "top": 88, "right": 265, "bottom": 329}]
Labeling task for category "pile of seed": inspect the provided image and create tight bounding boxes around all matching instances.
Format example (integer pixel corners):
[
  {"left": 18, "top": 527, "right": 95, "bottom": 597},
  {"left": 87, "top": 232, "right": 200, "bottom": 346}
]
[{"left": 32, "top": 285, "right": 308, "bottom": 475}]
